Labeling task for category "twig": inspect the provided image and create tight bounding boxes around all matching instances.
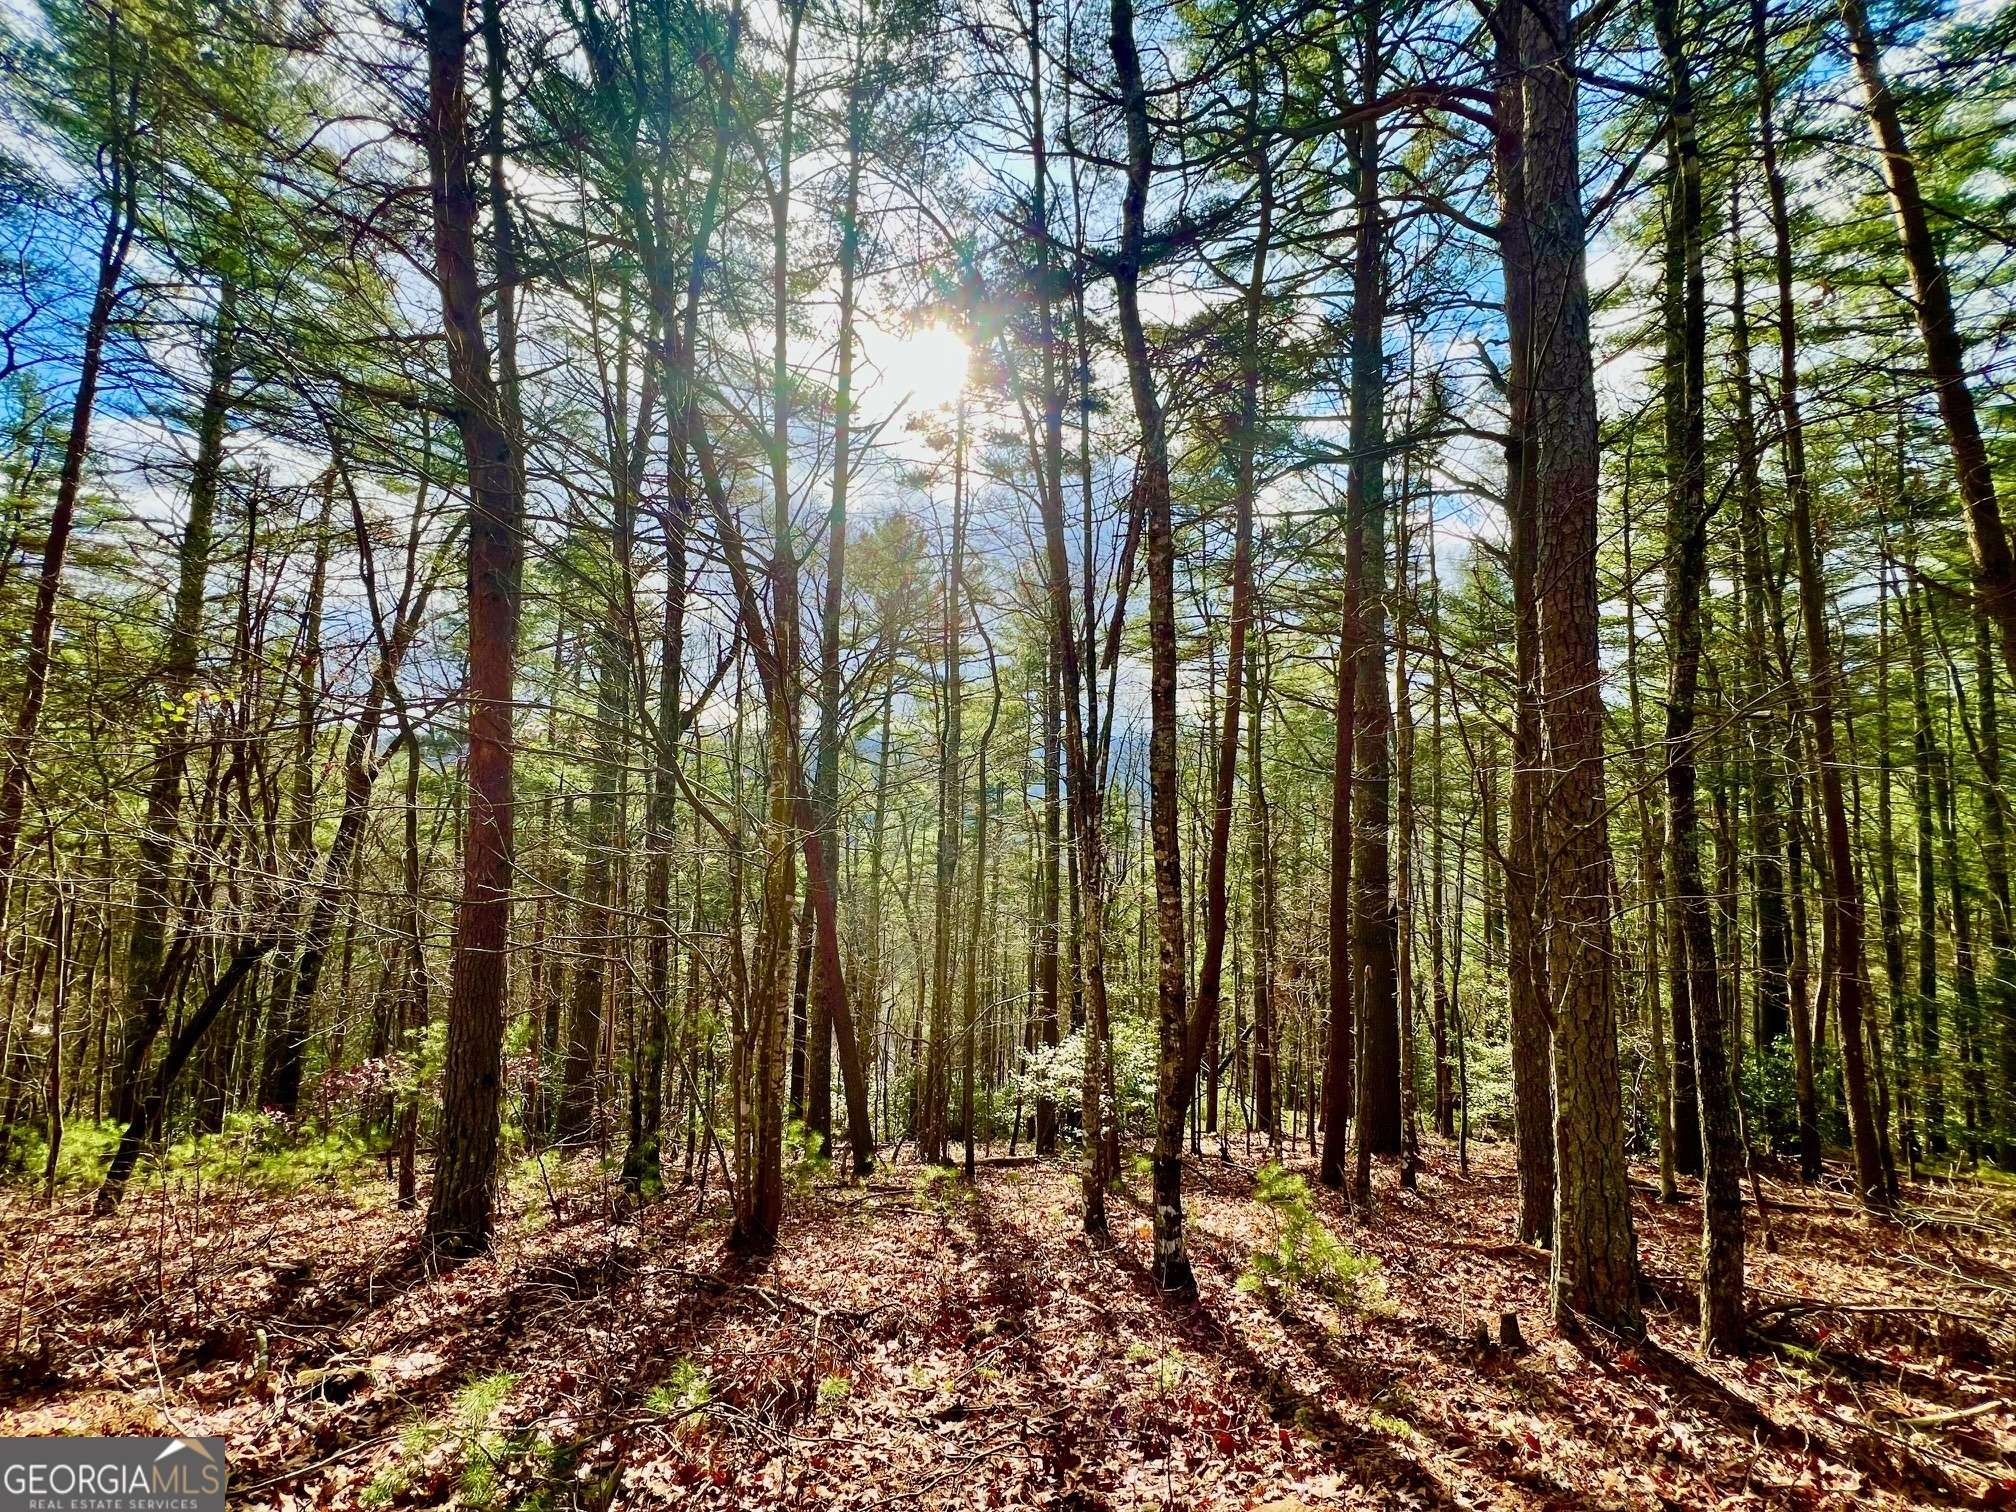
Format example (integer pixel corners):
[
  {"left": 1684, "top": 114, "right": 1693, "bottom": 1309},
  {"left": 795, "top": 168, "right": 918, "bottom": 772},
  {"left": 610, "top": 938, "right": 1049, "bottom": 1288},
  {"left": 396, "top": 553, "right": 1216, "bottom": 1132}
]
[
  {"left": 1892, "top": 1398, "right": 2007, "bottom": 1430},
  {"left": 233, "top": 1431, "right": 399, "bottom": 1495},
  {"left": 1749, "top": 1296, "right": 1998, "bottom": 1328}
]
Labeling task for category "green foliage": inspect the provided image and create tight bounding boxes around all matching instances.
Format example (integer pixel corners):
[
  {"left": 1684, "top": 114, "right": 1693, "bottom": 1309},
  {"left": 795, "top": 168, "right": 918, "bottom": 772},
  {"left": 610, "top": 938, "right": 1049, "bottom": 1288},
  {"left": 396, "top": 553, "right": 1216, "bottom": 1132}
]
[
  {"left": 1, "top": 1119, "right": 121, "bottom": 1189},
  {"left": 644, "top": 1359, "right": 711, "bottom": 1418},
  {"left": 157, "top": 1113, "right": 375, "bottom": 1194},
  {"left": 363, "top": 1372, "right": 519, "bottom": 1510},
  {"left": 1008, "top": 1018, "right": 1159, "bottom": 1140},
  {"left": 1740, "top": 1038, "right": 1802, "bottom": 1156},
  {"left": 392, "top": 1019, "right": 449, "bottom": 1100},
  {"left": 2, "top": 1113, "right": 374, "bottom": 1196},
  {"left": 1237, "top": 1163, "right": 1384, "bottom": 1310},
  {"left": 913, "top": 1161, "right": 975, "bottom": 1210},
  {"left": 816, "top": 1374, "right": 851, "bottom": 1409},
  {"left": 453, "top": 1372, "right": 520, "bottom": 1509},
  {"left": 785, "top": 1119, "right": 832, "bottom": 1195}
]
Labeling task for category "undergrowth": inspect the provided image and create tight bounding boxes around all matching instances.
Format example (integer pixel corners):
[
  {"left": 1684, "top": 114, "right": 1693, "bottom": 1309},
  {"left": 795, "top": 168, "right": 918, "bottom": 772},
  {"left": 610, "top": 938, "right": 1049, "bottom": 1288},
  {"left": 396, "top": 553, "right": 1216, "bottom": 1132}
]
[
  {"left": 363, "top": 1370, "right": 530, "bottom": 1510},
  {"left": 1237, "top": 1162, "right": 1385, "bottom": 1311},
  {"left": 2, "top": 1113, "right": 377, "bottom": 1196}
]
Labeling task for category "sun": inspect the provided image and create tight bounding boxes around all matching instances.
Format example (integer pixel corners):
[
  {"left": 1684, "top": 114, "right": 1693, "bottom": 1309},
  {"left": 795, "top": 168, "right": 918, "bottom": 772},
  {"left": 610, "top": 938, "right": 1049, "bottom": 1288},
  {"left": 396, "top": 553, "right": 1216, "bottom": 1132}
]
[{"left": 869, "top": 320, "right": 969, "bottom": 409}]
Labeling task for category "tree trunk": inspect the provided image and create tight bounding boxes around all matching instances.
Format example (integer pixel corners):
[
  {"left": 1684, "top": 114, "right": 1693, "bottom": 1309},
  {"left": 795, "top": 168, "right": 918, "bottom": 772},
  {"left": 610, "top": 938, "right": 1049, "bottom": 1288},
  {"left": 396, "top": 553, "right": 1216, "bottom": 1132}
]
[
  {"left": 1657, "top": 0, "right": 1743, "bottom": 1348},
  {"left": 1902, "top": 578, "right": 1947, "bottom": 1154},
  {"left": 1191, "top": 48, "right": 1267, "bottom": 1180},
  {"left": 112, "top": 282, "right": 238, "bottom": 1125},
  {"left": 808, "top": 93, "right": 867, "bottom": 1151},
  {"left": 1110, "top": 0, "right": 1192, "bottom": 1294},
  {"left": 1839, "top": 0, "right": 2016, "bottom": 686},
  {"left": 1752, "top": 0, "right": 1888, "bottom": 1207},
  {"left": 1523, "top": 0, "right": 1641, "bottom": 1331},
  {"left": 1974, "top": 618, "right": 2016, "bottom": 1158},
  {"left": 96, "top": 945, "right": 272, "bottom": 1213},
  {"left": 1728, "top": 192, "right": 1790, "bottom": 1051},
  {"left": 1249, "top": 609, "right": 1279, "bottom": 1155},
  {"left": 0, "top": 9, "right": 139, "bottom": 936},
  {"left": 1494, "top": 0, "right": 1554, "bottom": 1247},
  {"left": 1346, "top": 40, "right": 1400, "bottom": 1188},
  {"left": 424, "top": 0, "right": 525, "bottom": 1258},
  {"left": 925, "top": 398, "right": 967, "bottom": 1167}
]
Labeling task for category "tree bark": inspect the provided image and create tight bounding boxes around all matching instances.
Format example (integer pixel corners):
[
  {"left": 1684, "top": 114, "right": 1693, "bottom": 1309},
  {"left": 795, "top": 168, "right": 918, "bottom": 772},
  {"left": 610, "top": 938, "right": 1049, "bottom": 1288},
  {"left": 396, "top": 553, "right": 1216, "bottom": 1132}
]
[
  {"left": 1494, "top": 0, "right": 1554, "bottom": 1248},
  {"left": 1109, "top": 0, "right": 1192, "bottom": 1294},
  {"left": 1752, "top": 0, "right": 1888, "bottom": 1207},
  {"left": 1657, "top": 0, "right": 1743, "bottom": 1348},
  {"left": 1839, "top": 0, "right": 2016, "bottom": 687},
  {"left": 423, "top": 0, "right": 524, "bottom": 1258},
  {"left": 1346, "top": 38, "right": 1401, "bottom": 1189},
  {"left": 1523, "top": 0, "right": 1641, "bottom": 1331}
]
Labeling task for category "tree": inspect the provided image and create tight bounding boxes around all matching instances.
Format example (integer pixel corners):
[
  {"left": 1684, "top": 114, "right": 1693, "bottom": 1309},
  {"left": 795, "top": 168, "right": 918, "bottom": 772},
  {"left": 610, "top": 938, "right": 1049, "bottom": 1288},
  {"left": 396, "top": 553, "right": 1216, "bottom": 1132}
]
[
  {"left": 1522, "top": 0, "right": 1641, "bottom": 1332},
  {"left": 422, "top": 0, "right": 524, "bottom": 1259}
]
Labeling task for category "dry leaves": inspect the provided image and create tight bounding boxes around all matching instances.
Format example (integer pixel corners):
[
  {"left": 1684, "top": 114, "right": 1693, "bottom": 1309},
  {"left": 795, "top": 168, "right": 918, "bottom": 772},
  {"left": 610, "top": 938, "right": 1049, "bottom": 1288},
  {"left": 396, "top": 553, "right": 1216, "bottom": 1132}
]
[{"left": 2, "top": 1143, "right": 2011, "bottom": 1509}]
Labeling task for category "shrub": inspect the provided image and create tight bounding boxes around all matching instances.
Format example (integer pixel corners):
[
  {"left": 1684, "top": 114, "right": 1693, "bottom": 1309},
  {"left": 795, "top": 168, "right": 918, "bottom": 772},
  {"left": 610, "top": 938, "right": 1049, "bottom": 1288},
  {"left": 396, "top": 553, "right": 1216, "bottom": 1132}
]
[
  {"left": 1237, "top": 1163, "right": 1383, "bottom": 1310},
  {"left": 1, "top": 1119, "right": 122, "bottom": 1189},
  {"left": 363, "top": 1371, "right": 520, "bottom": 1510},
  {"left": 644, "top": 1358, "right": 711, "bottom": 1417},
  {"left": 785, "top": 1119, "right": 832, "bottom": 1194}
]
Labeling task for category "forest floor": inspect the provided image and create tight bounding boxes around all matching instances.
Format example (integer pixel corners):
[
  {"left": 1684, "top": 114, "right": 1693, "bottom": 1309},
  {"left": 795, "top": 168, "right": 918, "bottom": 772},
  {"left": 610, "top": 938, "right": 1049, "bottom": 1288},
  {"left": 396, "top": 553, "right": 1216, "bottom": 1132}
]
[{"left": 3, "top": 1138, "right": 2014, "bottom": 1510}]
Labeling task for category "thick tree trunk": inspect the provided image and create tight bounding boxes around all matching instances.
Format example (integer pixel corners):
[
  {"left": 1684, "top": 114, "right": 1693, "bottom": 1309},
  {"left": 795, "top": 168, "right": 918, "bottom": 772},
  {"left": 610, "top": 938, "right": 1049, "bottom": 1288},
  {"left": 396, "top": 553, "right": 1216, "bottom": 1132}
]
[
  {"left": 729, "top": 0, "right": 809, "bottom": 1257},
  {"left": 808, "top": 101, "right": 867, "bottom": 1151},
  {"left": 1523, "top": 0, "right": 1641, "bottom": 1331},
  {"left": 424, "top": 0, "right": 524, "bottom": 1258},
  {"left": 1345, "top": 57, "right": 1400, "bottom": 1187},
  {"left": 1494, "top": 0, "right": 1554, "bottom": 1247}
]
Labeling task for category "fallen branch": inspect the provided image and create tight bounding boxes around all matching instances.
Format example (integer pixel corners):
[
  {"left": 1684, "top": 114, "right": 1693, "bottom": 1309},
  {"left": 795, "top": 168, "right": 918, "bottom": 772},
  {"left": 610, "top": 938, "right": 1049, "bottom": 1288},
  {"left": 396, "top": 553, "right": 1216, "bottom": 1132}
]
[
  {"left": 234, "top": 1431, "right": 398, "bottom": 1495},
  {"left": 1749, "top": 1296, "right": 1999, "bottom": 1328},
  {"left": 1892, "top": 1398, "right": 2007, "bottom": 1430}
]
